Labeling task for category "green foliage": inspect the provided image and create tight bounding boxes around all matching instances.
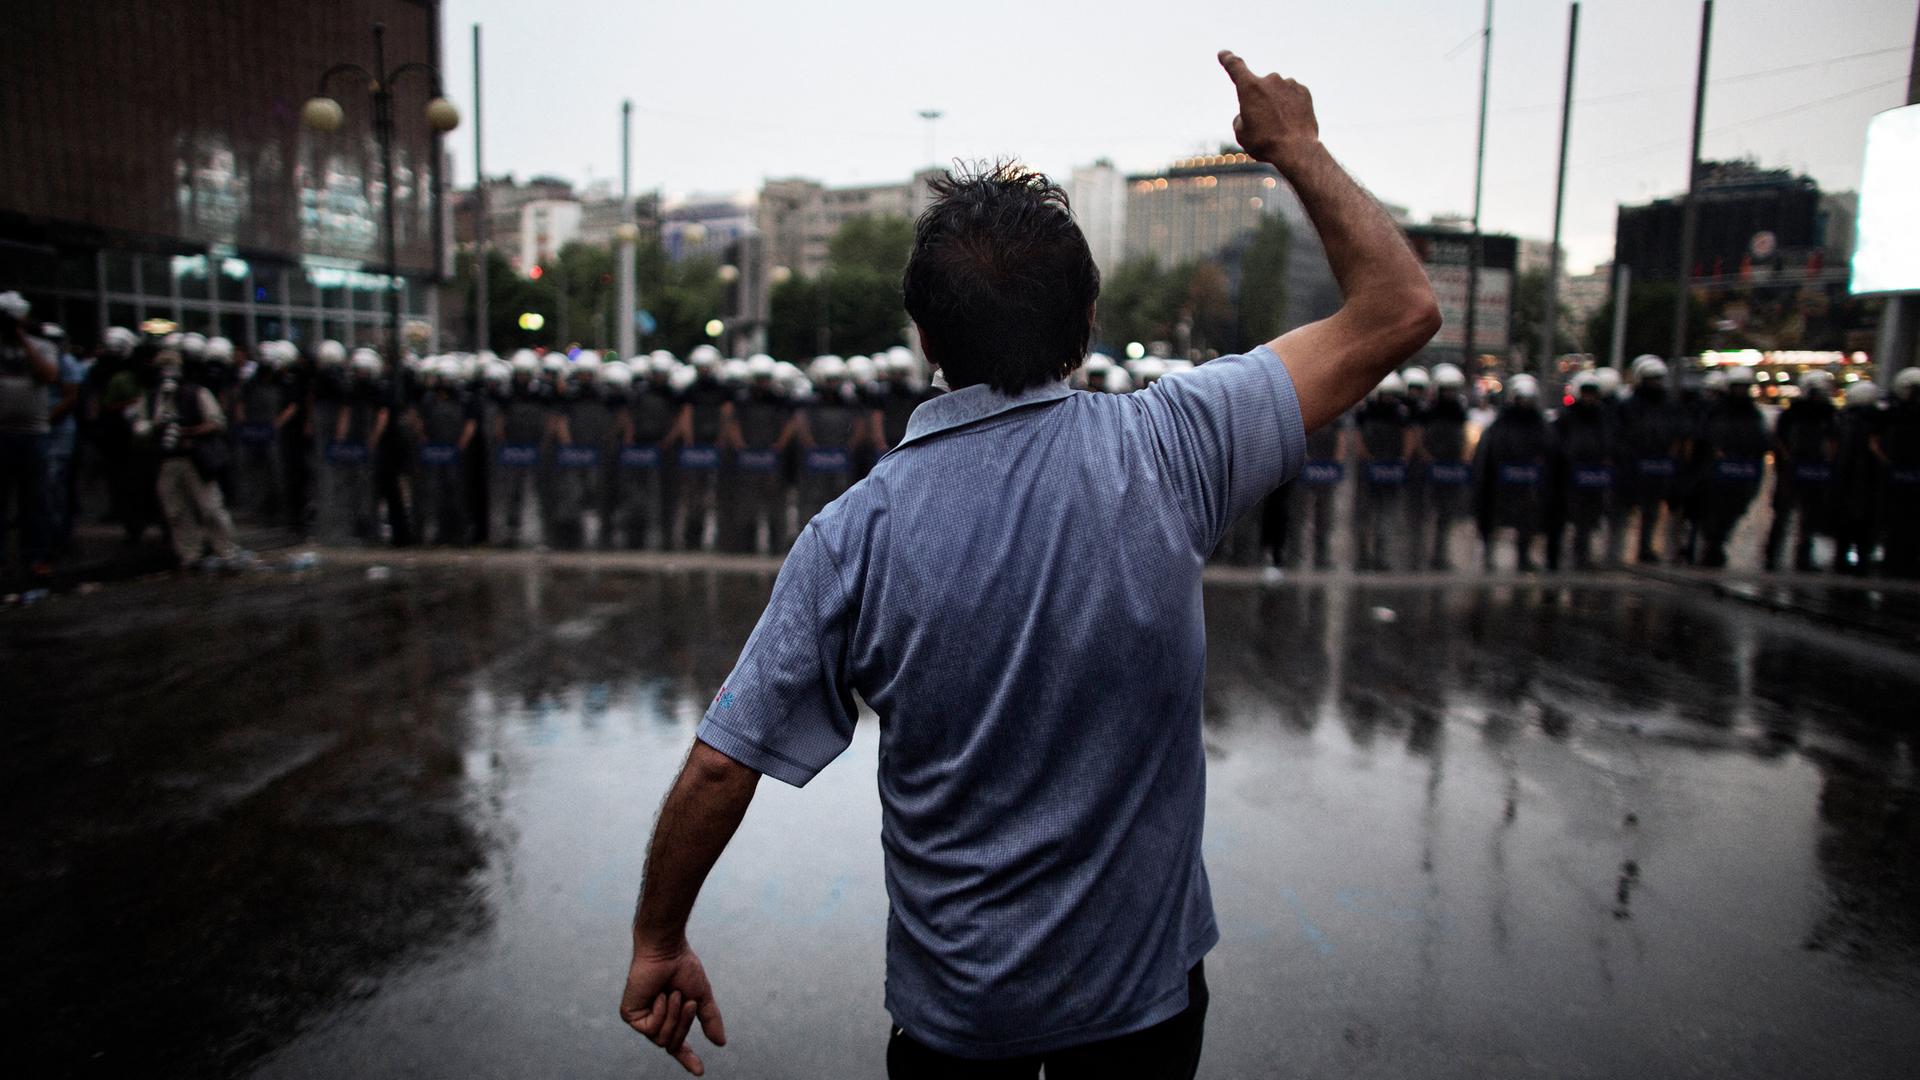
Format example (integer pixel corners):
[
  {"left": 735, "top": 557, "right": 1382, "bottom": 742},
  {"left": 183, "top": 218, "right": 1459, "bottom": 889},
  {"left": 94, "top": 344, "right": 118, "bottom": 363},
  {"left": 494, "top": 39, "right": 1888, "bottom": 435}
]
[
  {"left": 1510, "top": 268, "right": 1578, "bottom": 363},
  {"left": 1095, "top": 257, "right": 1192, "bottom": 353},
  {"left": 1235, "top": 216, "right": 1291, "bottom": 346},
  {"left": 1584, "top": 280, "right": 1708, "bottom": 362},
  {"left": 827, "top": 216, "right": 913, "bottom": 277},
  {"left": 765, "top": 214, "right": 912, "bottom": 359}
]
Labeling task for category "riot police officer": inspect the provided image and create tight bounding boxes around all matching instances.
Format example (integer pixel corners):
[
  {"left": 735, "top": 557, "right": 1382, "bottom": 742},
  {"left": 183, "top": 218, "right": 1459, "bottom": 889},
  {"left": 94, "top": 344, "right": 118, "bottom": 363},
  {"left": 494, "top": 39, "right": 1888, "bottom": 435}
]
[
  {"left": 491, "top": 350, "right": 548, "bottom": 547},
  {"left": 1616, "top": 356, "right": 1690, "bottom": 564},
  {"left": 1831, "top": 380, "right": 1885, "bottom": 574},
  {"left": 413, "top": 356, "right": 477, "bottom": 545},
  {"left": 1879, "top": 369, "right": 1920, "bottom": 577},
  {"left": 1764, "top": 370, "right": 1839, "bottom": 572},
  {"left": 663, "top": 346, "right": 731, "bottom": 550},
  {"left": 1549, "top": 371, "right": 1616, "bottom": 570},
  {"left": 1353, "top": 371, "right": 1414, "bottom": 571},
  {"left": 1417, "top": 363, "right": 1471, "bottom": 570},
  {"left": 1692, "top": 366, "right": 1769, "bottom": 569},
  {"left": 1473, "top": 374, "right": 1554, "bottom": 572},
  {"left": 722, "top": 355, "right": 790, "bottom": 553},
  {"left": 617, "top": 354, "right": 680, "bottom": 550}
]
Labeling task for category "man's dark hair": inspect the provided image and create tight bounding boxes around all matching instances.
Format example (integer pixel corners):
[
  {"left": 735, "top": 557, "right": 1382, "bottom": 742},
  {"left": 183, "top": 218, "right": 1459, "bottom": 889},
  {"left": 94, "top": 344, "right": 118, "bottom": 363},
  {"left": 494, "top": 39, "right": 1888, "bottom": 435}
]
[{"left": 902, "top": 162, "right": 1100, "bottom": 394}]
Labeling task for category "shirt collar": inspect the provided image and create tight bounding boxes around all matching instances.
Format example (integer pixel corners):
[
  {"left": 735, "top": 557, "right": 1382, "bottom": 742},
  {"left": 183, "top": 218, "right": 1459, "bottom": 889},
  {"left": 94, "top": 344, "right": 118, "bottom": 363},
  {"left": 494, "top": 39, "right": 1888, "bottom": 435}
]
[{"left": 892, "top": 379, "right": 1075, "bottom": 454}]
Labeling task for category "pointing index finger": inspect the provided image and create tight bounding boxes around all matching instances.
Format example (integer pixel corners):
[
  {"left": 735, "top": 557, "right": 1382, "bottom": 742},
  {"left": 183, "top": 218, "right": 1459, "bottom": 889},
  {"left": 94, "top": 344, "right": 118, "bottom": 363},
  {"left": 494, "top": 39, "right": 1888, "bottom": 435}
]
[{"left": 1218, "top": 49, "right": 1256, "bottom": 88}]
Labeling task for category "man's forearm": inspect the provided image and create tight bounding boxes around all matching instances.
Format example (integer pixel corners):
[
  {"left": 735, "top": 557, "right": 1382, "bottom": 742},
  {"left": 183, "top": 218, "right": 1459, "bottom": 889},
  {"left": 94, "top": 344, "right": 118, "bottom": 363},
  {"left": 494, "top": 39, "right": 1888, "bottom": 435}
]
[
  {"left": 1276, "top": 142, "right": 1429, "bottom": 313},
  {"left": 633, "top": 739, "right": 760, "bottom": 952}
]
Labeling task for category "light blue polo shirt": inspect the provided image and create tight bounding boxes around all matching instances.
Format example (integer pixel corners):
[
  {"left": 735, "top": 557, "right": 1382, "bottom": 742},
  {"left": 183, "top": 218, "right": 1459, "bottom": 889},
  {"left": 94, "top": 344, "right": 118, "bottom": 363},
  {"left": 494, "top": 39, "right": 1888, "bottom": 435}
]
[{"left": 695, "top": 345, "right": 1307, "bottom": 1059}]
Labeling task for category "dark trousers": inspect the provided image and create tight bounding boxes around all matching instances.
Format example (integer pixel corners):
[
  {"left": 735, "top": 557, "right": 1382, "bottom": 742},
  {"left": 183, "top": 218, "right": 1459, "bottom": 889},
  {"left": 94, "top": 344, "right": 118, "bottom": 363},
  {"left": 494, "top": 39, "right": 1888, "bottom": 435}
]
[
  {"left": 886, "top": 961, "right": 1208, "bottom": 1080},
  {"left": 0, "top": 432, "right": 51, "bottom": 568}
]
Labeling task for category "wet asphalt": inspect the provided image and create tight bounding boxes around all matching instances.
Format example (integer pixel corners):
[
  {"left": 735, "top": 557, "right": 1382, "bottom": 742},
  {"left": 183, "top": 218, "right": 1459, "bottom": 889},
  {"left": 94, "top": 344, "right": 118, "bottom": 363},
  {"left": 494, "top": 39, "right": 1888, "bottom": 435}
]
[{"left": 3, "top": 559, "right": 1916, "bottom": 1079}]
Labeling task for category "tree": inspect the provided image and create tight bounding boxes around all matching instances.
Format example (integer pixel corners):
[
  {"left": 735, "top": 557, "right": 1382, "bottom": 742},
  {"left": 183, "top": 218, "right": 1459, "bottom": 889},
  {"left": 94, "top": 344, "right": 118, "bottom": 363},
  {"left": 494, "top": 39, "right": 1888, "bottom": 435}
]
[
  {"left": 1236, "top": 215, "right": 1291, "bottom": 347},
  {"left": 1510, "top": 268, "right": 1578, "bottom": 367},
  {"left": 1095, "top": 257, "right": 1191, "bottom": 354},
  {"left": 765, "top": 214, "right": 913, "bottom": 358},
  {"left": 1584, "top": 280, "right": 1709, "bottom": 363}
]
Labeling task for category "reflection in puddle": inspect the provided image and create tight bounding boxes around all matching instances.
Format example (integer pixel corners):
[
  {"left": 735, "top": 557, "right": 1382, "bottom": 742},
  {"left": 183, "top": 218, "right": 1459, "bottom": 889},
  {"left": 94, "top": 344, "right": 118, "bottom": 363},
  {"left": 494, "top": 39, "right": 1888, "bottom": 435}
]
[{"left": 3, "top": 567, "right": 1915, "bottom": 1078}]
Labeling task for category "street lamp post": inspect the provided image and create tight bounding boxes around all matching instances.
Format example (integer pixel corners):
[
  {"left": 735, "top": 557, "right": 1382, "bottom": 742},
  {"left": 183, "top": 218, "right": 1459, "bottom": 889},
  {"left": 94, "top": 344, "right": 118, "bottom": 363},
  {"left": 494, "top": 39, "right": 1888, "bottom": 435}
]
[{"left": 302, "top": 21, "right": 459, "bottom": 385}]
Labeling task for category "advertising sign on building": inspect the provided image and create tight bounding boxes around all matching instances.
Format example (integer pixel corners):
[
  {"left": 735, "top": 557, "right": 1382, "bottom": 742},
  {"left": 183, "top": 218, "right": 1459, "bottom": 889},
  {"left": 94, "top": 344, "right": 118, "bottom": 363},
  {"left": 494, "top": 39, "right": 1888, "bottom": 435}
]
[
  {"left": 1404, "top": 227, "right": 1518, "bottom": 356},
  {"left": 1422, "top": 264, "right": 1512, "bottom": 352}
]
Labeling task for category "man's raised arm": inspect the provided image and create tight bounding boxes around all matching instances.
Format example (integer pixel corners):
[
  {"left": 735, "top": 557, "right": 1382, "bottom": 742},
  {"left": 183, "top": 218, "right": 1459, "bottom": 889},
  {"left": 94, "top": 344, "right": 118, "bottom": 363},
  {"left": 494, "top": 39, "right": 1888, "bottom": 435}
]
[{"left": 1220, "top": 49, "right": 1441, "bottom": 433}]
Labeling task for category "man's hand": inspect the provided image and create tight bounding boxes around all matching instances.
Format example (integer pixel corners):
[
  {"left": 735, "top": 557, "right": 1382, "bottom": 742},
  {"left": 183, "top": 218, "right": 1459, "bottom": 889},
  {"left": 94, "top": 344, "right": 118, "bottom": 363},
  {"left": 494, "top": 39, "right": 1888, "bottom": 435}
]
[
  {"left": 1219, "top": 50, "right": 1320, "bottom": 172},
  {"left": 620, "top": 940, "right": 727, "bottom": 1075}
]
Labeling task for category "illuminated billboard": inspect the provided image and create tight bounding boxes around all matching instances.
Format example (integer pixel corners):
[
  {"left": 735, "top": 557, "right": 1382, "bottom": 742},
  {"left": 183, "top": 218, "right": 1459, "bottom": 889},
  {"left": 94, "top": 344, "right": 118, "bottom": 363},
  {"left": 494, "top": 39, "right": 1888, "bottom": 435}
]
[{"left": 1851, "top": 104, "right": 1920, "bottom": 296}]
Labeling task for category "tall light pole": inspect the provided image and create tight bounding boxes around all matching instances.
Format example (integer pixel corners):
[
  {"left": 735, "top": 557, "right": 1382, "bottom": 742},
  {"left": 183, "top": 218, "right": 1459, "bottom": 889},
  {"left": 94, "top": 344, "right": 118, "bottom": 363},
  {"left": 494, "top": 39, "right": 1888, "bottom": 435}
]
[
  {"left": 918, "top": 109, "right": 943, "bottom": 166},
  {"left": 1463, "top": 0, "right": 1493, "bottom": 370},
  {"left": 471, "top": 23, "right": 487, "bottom": 354},
  {"left": 302, "top": 21, "right": 459, "bottom": 383},
  {"left": 1541, "top": 2, "right": 1579, "bottom": 385},
  {"left": 1671, "top": 0, "right": 1713, "bottom": 363},
  {"left": 617, "top": 100, "right": 638, "bottom": 360}
]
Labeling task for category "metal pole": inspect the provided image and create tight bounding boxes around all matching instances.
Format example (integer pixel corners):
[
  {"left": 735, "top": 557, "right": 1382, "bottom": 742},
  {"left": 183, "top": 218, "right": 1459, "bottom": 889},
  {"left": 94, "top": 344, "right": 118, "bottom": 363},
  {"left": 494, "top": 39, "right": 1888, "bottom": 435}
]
[
  {"left": 1608, "top": 263, "right": 1630, "bottom": 370},
  {"left": 1542, "top": 2, "right": 1578, "bottom": 383},
  {"left": 1670, "top": 0, "right": 1712, "bottom": 363},
  {"left": 373, "top": 23, "right": 402, "bottom": 371},
  {"left": 617, "top": 99, "right": 636, "bottom": 359},
  {"left": 1463, "top": 0, "right": 1492, "bottom": 369},
  {"left": 472, "top": 23, "right": 488, "bottom": 355}
]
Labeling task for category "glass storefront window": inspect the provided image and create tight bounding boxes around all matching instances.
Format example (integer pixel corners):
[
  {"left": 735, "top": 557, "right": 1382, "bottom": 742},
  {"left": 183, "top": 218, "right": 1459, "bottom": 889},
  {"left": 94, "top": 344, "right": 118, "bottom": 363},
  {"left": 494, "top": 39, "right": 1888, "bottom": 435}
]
[
  {"left": 218, "top": 258, "right": 249, "bottom": 303},
  {"left": 105, "top": 252, "right": 136, "bottom": 294},
  {"left": 58, "top": 252, "right": 95, "bottom": 290},
  {"left": 108, "top": 303, "right": 140, "bottom": 332}
]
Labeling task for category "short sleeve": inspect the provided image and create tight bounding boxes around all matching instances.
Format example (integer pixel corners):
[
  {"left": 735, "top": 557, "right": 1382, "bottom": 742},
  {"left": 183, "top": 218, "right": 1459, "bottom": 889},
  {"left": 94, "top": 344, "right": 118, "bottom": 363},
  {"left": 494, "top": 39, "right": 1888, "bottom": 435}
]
[
  {"left": 1132, "top": 345, "right": 1308, "bottom": 553},
  {"left": 695, "top": 526, "right": 857, "bottom": 787}
]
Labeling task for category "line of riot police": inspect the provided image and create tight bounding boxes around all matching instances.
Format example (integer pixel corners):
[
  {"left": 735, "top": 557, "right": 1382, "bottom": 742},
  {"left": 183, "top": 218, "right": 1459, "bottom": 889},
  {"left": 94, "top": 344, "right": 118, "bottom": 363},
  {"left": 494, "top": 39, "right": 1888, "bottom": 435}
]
[
  {"left": 1246, "top": 355, "right": 1920, "bottom": 576},
  {"left": 218, "top": 340, "right": 942, "bottom": 554},
  {"left": 74, "top": 328, "right": 1920, "bottom": 577}
]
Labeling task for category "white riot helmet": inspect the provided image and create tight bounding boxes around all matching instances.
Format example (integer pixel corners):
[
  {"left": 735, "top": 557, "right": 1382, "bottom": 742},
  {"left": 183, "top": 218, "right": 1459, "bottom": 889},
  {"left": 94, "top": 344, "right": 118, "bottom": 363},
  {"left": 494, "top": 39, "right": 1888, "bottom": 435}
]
[
  {"left": 1631, "top": 354, "right": 1667, "bottom": 382},
  {"left": 541, "top": 353, "right": 568, "bottom": 380},
  {"left": 1372, "top": 371, "right": 1405, "bottom": 399},
  {"left": 483, "top": 360, "right": 511, "bottom": 389},
  {"left": 747, "top": 353, "right": 778, "bottom": 380},
  {"left": 601, "top": 360, "right": 633, "bottom": 390},
  {"left": 721, "top": 358, "right": 750, "bottom": 385},
  {"left": 0, "top": 290, "right": 28, "bottom": 320},
  {"left": 648, "top": 353, "right": 679, "bottom": 379},
  {"left": 809, "top": 354, "right": 848, "bottom": 384},
  {"left": 317, "top": 339, "right": 348, "bottom": 367},
  {"left": 1432, "top": 362, "right": 1466, "bottom": 390},
  {"left": 102, "top": 326, "right": 139, "bottom": 356},
  {"left": 178, "top": 332, "right": 207, "bottom": 358},
  {"left": 1594, "top": 366, "right": 1622, "bottom": 397},
  {"left": 1105, "top": 366, "right": 1134, "bottom": 394},
  {"left": 1570, "top": 371, "right": 1600, "bottom": 396},
  {"left": 509, "top": 349, "right": 539, "bottom": 376},
  {"left": 1893, "top": 367, "right": 1920, "bottom": 400},
  {"left": 573, "top": 351, "right": 602, "bottom": 379},
  {"left": 349, "top": 347, "right": 382, "bottom": 377},
  {"left": 1084, "top": 353, "right": 1114, "bottom": 376},
  {"left": 688, "top": 344, "right": 723, "bottom": 374},
  {"left": 846, "top": 354, "right": 877, "bottom": 385},
  {"left": 1508, "top": 374, "right": 1540, "bottom": 402},
  {"left": 1798, "top": 370, "right": 1834, "bottom": 397},
  {"left": 1401, "top": 366, "right": 1431, "bottom": 391},
  {"left": 1845, "top": 380, "right": 1879, "bottom": 407},
  {"left": 204, "top": 336, "right": 235, "bottom": 363}
]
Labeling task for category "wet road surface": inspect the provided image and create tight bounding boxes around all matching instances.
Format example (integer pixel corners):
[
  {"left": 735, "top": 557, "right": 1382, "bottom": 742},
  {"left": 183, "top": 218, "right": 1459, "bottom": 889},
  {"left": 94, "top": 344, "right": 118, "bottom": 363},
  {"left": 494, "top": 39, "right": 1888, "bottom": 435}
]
[{"left": 4, "top": 560, "right": 1917, "bottom": 1079}]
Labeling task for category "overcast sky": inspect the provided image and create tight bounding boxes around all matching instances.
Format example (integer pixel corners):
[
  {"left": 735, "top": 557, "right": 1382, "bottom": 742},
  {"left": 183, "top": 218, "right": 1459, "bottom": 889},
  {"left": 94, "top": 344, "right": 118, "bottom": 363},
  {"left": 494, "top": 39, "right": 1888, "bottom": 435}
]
[{"left": 439, "top": 0, "right": 1915, "bottom": 274}]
